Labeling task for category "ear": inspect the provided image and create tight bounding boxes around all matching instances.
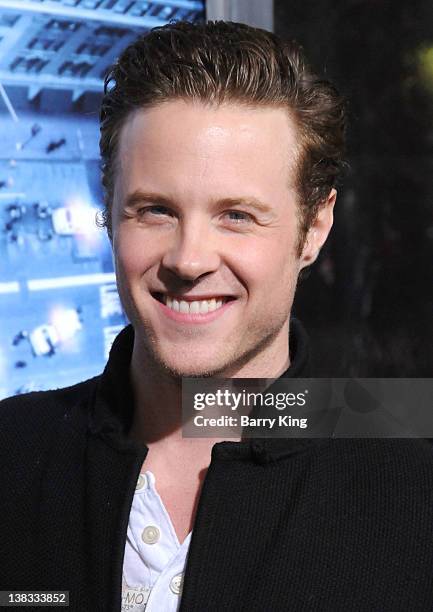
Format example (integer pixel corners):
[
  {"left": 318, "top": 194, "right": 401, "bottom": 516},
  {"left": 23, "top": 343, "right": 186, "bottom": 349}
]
[{"left": 299, "top": 188, "right": 336, "bottom": 270}]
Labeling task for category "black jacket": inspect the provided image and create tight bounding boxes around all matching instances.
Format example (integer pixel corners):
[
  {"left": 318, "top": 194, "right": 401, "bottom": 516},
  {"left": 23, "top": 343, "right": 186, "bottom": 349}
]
[{"left": 2, "top": 322, "right": 433, "bottom": 611}]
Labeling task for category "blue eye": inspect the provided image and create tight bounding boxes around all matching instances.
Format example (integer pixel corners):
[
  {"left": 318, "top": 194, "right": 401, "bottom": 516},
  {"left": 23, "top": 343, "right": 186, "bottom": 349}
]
[
  {"left": 146, "top": 205, "right": 170, "bottom": 215},
  {"left": 137, "top": 205, "right": 172, "bottom": 218},
  {"left": 133, "top": 205, "right": 175, "bottom": 226},
  {"left": 225, "top": 210, "right": 252, "bottom": 223}
]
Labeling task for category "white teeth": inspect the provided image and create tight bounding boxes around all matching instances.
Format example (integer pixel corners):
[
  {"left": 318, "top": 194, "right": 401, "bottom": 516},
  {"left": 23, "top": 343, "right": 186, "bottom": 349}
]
[
  {"left": 179, "top": 300, "right": 189, "bottom": 313},
  {"left": 162, "top": 295, "right": 227, "bottom": 314},
  {"left": 189, "top": 301, "right": 200, "bottom": 314}
]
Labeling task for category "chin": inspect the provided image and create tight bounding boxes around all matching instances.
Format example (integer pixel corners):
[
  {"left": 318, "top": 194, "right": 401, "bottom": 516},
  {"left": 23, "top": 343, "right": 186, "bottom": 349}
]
[
  {"left": 149, "top": 344, "right": 233, "bottom": 379},
  {"left": 160, "top": 363, "right": 222, "bottom": 378},
  {"left": 159, "top": 355, "right": 226, "bottom": 378}
]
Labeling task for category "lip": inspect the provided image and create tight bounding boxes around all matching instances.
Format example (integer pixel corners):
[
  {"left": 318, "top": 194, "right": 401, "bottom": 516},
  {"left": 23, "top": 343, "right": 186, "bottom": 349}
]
[
  {"left": 151, "top": 293, "right": 237, "bottom": 324},
  {"left": 152, "top": 292, "right": 234, "bottom": 302}
]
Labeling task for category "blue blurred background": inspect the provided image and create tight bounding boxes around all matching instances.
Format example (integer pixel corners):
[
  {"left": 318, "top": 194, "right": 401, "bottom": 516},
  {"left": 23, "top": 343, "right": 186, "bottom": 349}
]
[{"left": 0, "top": 0, "right": 205, "bottom": 399}]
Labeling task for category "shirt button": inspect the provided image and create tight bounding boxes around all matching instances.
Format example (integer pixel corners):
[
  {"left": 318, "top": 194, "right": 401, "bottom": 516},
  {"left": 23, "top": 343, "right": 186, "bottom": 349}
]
[
  {"left": 136, "top": 473, "right": 147, "bottom": 490},
  {"left": 141, "top": 525, "right": 160, "bottom": 545},
  {"left": 169, "top": 573, "right": 183, "bottom": 595}
]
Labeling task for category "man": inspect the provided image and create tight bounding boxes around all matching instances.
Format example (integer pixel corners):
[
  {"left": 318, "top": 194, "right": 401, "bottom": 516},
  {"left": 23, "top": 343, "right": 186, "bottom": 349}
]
[{"left": 2, "top": 20, "right": 433, "bottom": 612}]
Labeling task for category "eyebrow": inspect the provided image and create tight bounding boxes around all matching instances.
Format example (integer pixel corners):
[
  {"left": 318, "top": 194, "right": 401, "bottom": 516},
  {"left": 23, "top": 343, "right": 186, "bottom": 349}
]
[
  {"left": 124, "top": 190, "right": 174, "bottom": 209},
  {"left": 123, "top": 190, "right": 274, "bottom": 215},
  {"left": 214, "top": 197, "right": 273, "bottom": 215}
]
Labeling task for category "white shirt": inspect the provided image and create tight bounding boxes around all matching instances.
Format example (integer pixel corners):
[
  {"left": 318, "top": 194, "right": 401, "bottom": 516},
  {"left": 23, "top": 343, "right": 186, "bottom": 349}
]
[{"left": 121, "top": 471, "right": 192, "bottom": 612}]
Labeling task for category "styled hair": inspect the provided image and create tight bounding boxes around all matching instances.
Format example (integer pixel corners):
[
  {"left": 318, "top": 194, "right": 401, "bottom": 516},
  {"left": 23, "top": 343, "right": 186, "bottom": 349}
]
[{"left": 99, "top": 20, "right": 346, "bottom": 254}]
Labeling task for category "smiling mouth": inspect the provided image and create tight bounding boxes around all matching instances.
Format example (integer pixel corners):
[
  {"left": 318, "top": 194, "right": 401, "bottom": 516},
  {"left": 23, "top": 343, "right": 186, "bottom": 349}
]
[{"left": 152, "top": 292, "right": 235, "bottom": 314}]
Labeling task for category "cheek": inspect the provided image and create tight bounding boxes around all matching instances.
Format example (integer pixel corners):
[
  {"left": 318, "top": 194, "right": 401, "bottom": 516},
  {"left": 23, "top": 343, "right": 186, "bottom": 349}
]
[
  {"left": 113, "top": 227, "right": 157, "bottom": 277},
  {"left": 234, "top": 237, "right": 298, "bottom": 291}
]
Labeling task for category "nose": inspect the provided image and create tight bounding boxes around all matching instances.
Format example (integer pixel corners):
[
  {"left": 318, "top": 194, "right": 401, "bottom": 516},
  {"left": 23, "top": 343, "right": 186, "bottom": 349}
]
[{"left": 161, "top": 219, "right": 221, "bottom": 281}]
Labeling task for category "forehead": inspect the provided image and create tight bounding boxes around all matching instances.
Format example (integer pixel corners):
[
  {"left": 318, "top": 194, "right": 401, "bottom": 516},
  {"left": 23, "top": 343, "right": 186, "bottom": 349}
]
[{"left": 116, "top": 100, "right": 300, "bottom": 197}]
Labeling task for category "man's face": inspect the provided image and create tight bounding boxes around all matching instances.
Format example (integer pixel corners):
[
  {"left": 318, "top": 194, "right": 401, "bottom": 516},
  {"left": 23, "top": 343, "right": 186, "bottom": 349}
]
[{"left": 111, "top": 100, "right": 325, "bottom": 377}]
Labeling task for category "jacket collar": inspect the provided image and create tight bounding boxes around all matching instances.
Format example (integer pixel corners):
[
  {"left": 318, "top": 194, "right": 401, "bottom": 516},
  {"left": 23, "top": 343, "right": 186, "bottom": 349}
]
[{"left": 89, "top": 319, "right": 314, "bottom": 461}]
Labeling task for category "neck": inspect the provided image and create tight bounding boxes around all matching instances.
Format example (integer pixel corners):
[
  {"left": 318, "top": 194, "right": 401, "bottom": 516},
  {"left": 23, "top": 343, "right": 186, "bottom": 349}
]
[
  {"left": 129, "top": 341, "right": 183, "bottom": 445},
  {"left": 128, "top": 330, "right": 291, "bottom": 448}
]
